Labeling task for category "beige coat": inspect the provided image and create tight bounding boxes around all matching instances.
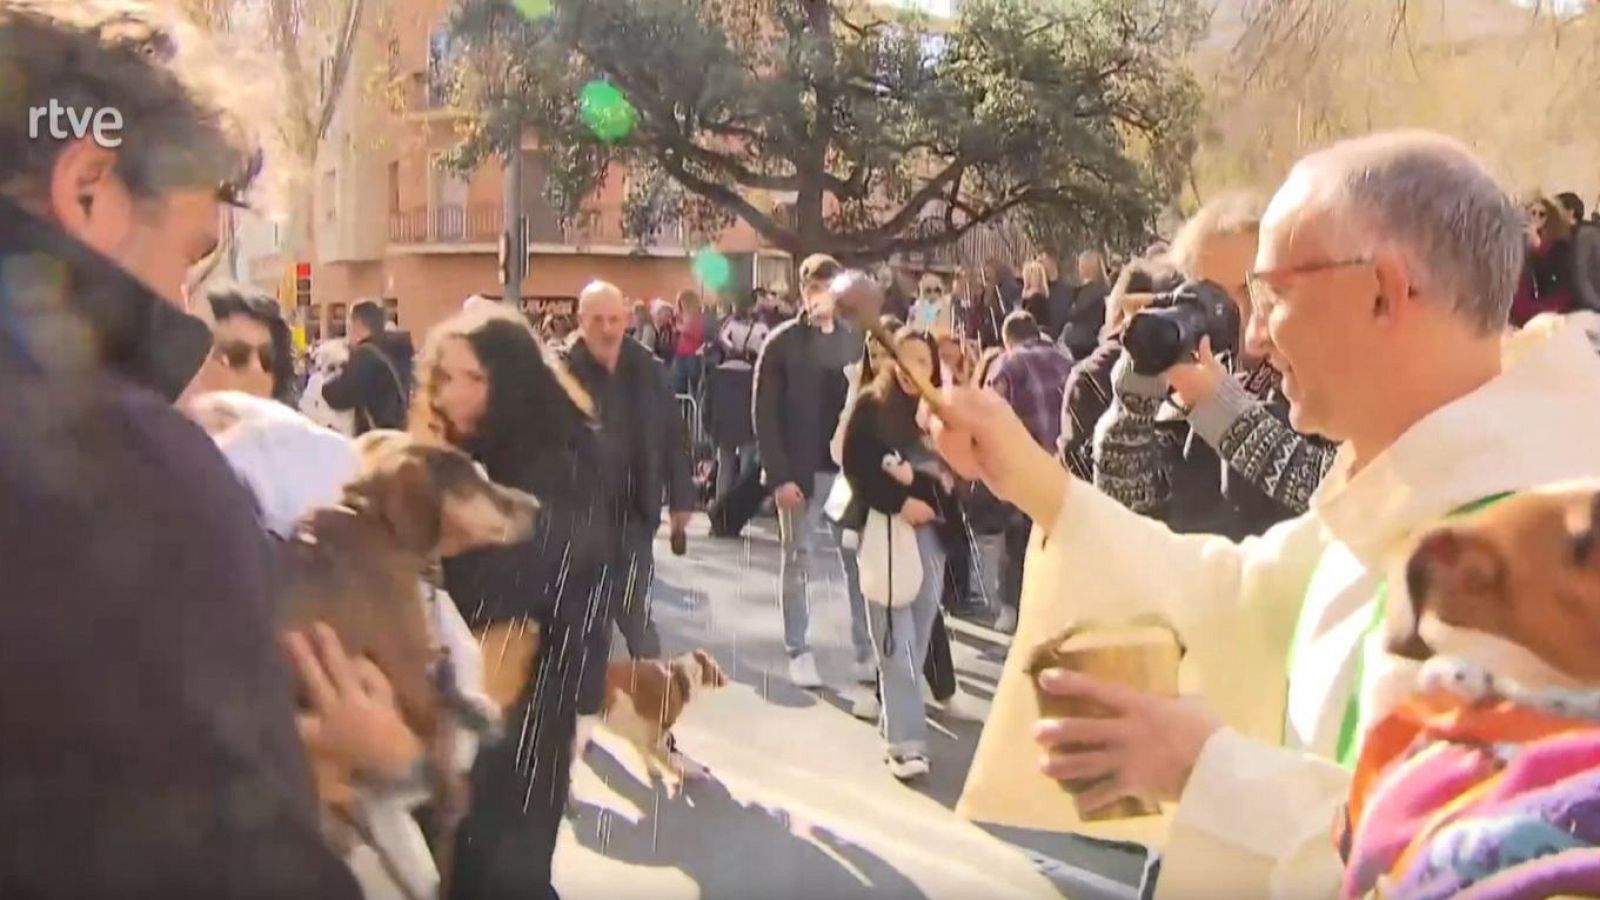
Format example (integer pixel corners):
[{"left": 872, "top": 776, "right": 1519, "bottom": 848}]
[{"left": 958, "top": 319, "right": 1600, "bottom": 898}]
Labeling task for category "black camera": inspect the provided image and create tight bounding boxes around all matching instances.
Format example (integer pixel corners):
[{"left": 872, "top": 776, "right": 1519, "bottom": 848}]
[{"left": 1122, "top": 280, "right": 1240, "bottom": 376}]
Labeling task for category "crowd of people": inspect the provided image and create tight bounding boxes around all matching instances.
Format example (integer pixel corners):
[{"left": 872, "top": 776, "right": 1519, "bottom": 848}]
[{"left": 4, "top": 2, "right": 1600, "bottom": 900}]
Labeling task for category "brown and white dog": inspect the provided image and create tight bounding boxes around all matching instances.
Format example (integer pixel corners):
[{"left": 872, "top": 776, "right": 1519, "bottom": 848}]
[
  {"left": 601, "top": 649, "right": 730, "bottom": 792},
  {"left": 1338, "top": 484, "right": 1600, "bottom": 899},
  {"left": 472, "top": 626, "right": 729, "bottom": 795},
  {"left": 1389, "top": 484, "right": 1600, "bottom": 688},
  {"left": 279, "top": 430, "right": 538, "bottom": 848}
]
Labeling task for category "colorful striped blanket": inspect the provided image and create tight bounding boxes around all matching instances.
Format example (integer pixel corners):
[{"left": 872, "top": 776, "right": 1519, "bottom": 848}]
[{"left": 1338, "top": 685, "right": 1600, "bottom": 899}]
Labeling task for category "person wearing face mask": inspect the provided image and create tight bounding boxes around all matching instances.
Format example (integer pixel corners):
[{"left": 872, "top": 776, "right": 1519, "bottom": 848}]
[
  {"left": 909, "top": 273, "right": 953, "bottom": 334},
  {"left": 754, "top": 253, "right": 875, "bottom": 690},
  {"left": 0, "top": 1, "right": 360, "bottom": 896}
]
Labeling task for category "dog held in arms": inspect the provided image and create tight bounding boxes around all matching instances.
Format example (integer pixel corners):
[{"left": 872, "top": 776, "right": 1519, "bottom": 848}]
[
  {"left": 1337, "top": 483, "right": 1600, "bottom": 899},
  {"left": 278, "top": 430, "right": 538, "bottom": 864}
]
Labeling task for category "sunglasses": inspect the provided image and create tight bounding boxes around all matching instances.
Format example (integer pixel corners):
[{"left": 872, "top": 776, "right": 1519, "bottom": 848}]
[{"left": 213, "top": 339, "right": 273, "bottom": 372}]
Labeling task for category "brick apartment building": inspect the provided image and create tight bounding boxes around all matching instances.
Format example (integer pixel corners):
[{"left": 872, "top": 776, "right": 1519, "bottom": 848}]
[
  {"left": 230, "top": 0, "right": 1034, "bottom": 343},
  {"left": 232, "top": 0, "right": 793, "bottom": 343}
]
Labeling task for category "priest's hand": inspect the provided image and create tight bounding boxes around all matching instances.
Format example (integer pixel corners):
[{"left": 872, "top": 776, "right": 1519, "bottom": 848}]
[{"left": 1032, "top": 669, "right": 1222, "bottom": 814}]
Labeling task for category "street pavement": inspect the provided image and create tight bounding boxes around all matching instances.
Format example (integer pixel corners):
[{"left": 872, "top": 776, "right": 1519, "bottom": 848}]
[{"left": 552, "top": 513, "right": 1151, "bottom": 900}]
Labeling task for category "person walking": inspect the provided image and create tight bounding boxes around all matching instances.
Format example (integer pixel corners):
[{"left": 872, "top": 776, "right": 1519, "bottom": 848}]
[
  {"left": 1557, "top": 191, "right": 1600, "bottom": 314},
  {"left": 421, "top": 308, "right": 615, "bottom": 900},
  {"left": 754, "top": 254, "right": 875, "bottom": 688},
  {"left": 562, "top": 281, "right": 695, "bottom": 748},
  {"left": 321, "top": 299, "right": 414, "bottom": 434},
  {"left": 841, "top": 327, "right": 954, "bottom": 781}
]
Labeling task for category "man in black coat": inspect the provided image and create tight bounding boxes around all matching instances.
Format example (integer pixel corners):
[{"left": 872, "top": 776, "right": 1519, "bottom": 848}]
[
  {"left": 753, "top": 254, "right": 874, "bottom": 690},
  {"left": 0, "top": 2, "right": 358, "bottom": 895},
  {"left": 322, "top": 299, "right": 414, "bottom": 434},
  {"left": 562, "top": 281, "right": 696, "bottom": 736}
]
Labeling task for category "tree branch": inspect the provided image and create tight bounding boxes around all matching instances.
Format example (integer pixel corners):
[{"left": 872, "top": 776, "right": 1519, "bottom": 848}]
[{"left": 315, "top": 0, "right": 368, "bottom": 143}]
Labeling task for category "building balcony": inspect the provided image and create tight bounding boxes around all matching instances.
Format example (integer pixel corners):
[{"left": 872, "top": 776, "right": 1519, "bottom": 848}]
[{"left": 388, "top": 204, "right": 690, "bottom": 255}]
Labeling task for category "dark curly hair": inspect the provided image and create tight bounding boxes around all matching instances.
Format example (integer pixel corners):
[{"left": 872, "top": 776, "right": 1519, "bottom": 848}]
[
  {"left": 206, "top": 282, "right": 296, "bottom": 406},
  {"left": 412, "top": 308, "right": 595, "bottom": 501}
]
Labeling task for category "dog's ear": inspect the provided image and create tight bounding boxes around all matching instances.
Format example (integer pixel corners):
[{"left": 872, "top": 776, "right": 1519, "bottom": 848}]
[
  {"left": 345, "top": 451, "right": 443, "bottom": 556},
  {"left": 1573, "top": 491, "right": 1600, "bottom": 567}
]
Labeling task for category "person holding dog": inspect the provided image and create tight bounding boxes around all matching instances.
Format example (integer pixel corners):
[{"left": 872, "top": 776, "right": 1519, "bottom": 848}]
[
  {"left": 945, "top": 131, "right": 1600, "bottom": 898},
  {"left": 0, "top": 0, "right": 360, "bottom": 896}
]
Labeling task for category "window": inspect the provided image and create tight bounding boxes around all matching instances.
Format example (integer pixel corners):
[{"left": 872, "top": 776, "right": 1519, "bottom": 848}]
[
  {"left": 426, "top": 26, "right": 458, "bottom": 107},
  {"left": 329, "top": 302, "right": 347, "bottom": 339},
  {"left": 388, "top": 162, "right": 401, "bottom": 214},
  {"left": 383, "top": 297, "right": 400, "bottom": 327}
]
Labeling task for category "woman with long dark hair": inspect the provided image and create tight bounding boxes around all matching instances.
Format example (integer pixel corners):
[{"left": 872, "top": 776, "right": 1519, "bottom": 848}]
[
  {"left": 841, "top": 327, "right": 955, "bottom": 781},
  {"left": 414, "top": 307, "right": 616, "bottom": 900}
]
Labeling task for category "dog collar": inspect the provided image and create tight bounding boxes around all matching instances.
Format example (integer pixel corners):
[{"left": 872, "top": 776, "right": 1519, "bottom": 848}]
[{"left": 1420, "top": 657, "right": 1600, "bottom": 723}]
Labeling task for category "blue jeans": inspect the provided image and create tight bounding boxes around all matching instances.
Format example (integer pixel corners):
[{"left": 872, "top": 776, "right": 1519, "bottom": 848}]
[
  {"left": 716, "top": 443, "right": 758, "bottom": 499},
  {"left": 671, "top": 355, "right": 704, "bottom": 397},
  {"left": 867, "top": 524, "right": 946, "bottom": 756},
  {"left": 777, "top": 471, "right": 872, "bottom": 664}
]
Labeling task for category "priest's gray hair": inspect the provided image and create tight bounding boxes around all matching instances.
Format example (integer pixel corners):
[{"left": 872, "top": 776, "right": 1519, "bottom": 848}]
[{"left": 1292, "top": 131, "right": 1523, "bottom": 335}]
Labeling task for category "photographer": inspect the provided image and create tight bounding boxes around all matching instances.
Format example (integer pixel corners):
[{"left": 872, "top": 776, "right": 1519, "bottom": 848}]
[{"left": 1091, "top": 194, "right": 1336, "bottom": 539}]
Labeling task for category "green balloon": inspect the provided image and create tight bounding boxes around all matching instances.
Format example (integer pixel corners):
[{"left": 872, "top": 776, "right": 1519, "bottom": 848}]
[
  {"left": 511, "top": 0, "right": 552, "bottom": 21},
  {"left": 693, "top": 248, "right": 732, "bottom": 292},
  {"left": 579, "top": 80, "right": 637, "bottom": 143}
]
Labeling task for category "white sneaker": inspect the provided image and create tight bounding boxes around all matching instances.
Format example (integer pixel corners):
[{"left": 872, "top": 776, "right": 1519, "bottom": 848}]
[
  {"left": 788, "top": 652, "right": 823, "bottom": 689},
  {"left": 993, "top": 607, "right": 1018, "bottom": 635},
  {"left": 887, "top": 752, "right": 930, "bottom": 781},
  {"left": 943, "top": 689, "right": 986, "bottom": 722},
  {"left": 851, "top": 692, "right": 881, "bottom": 721},
  {"left": 851, "top": 659, "right": 877, "bottom": 685}
]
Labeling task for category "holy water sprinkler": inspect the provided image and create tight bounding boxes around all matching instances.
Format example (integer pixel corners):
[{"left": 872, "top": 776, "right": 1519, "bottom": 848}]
[{"left": 828, "top": 270, "right": 946, "bottom": 412}]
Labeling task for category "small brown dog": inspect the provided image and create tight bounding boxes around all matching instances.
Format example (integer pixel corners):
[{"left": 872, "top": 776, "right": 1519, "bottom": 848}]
[
  {"left": 280, "top": 431, "right": 538, "bottom": 738},
  {"left": 1390, "top": 484, "right": 1600, "bottom": 687},
  {"left": 602, "top": 650, "right": 729, "bottom": 791}
]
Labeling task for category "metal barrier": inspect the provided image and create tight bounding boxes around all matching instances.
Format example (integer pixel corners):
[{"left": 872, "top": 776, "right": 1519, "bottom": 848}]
[{"left": 676, "top": 393, "right": 709, "bottom": 453}]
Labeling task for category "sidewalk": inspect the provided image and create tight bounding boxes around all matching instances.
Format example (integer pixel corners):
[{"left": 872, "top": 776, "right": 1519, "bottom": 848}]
[{"left": 551, "top": 516, "right": 1150, "bottom": 899}]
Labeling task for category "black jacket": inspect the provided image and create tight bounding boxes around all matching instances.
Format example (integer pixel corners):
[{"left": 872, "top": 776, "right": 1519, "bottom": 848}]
[
  {"left": 322, "top": 330, "right": 414, "bottom": 434},
  {"left": 1059, "top": 280, "right": 1110, "bottom": 360},
  {"left": 0, "top": 200, "right": 357, "bottom": 898},
  {"left": 753, "top": 316, "right": 862, "bottom": 496},
  {"left": 443, "top": 425, "right": 619, "bottom": 630},
  {"left": 840, "top": 393, "right": 949, "bottom": 517},
  {"left": 563, "top": 337, "right": 695, "bottom": 527}
]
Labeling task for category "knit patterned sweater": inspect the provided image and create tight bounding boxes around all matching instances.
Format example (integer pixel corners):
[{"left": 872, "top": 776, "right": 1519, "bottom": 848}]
[{"left": 1088, "top": 349, "right": 1337, "bottom": 529}]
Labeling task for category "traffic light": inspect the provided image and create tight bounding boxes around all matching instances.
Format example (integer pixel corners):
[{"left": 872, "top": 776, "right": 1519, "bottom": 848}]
[{"left": 294, "top": 261, "right": 311, "bottom": 308}]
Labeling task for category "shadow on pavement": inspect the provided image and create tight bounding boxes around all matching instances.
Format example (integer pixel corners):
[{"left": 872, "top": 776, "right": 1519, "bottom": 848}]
[
  {"left": 571, "top": 745, "right": 930, "bottom": 900},
  {"left": 650, "top": 574, "right": 819, "bottom": 711}
]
